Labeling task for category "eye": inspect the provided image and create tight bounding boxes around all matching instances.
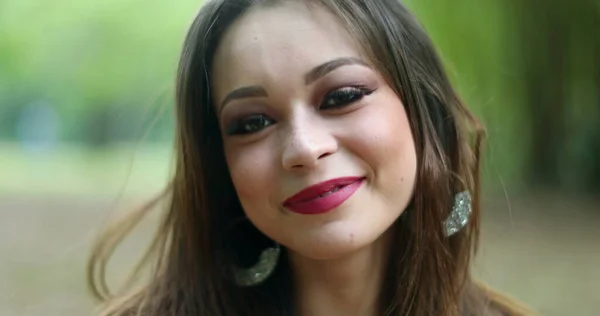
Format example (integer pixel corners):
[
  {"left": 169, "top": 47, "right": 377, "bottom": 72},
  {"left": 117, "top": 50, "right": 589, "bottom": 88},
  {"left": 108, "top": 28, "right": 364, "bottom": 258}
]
[
  {"left": 320, "top": 86, "right": 374, "bottom": 110},
  {"left": 225, "top": 114, "right": 275, "bottom": 135}
]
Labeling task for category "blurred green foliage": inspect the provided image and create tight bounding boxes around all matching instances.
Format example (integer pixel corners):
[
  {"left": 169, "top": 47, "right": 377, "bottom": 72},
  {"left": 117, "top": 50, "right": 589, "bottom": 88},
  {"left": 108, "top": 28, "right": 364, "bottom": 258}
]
[{"left": 0, "top": 0, "right": 200, "bottom": 142}]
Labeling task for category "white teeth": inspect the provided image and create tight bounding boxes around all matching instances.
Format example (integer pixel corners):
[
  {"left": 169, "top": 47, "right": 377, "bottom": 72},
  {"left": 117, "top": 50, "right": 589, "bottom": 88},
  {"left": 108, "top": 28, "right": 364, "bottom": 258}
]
[{"left": 319, "top": 186, "right": 342, "bottom": 198}]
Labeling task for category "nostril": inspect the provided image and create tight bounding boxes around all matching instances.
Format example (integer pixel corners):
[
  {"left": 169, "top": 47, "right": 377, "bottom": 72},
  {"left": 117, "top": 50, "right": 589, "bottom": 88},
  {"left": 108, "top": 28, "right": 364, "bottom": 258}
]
[{"left": 318, "top": 152, "right": 331, "bottom": 159}]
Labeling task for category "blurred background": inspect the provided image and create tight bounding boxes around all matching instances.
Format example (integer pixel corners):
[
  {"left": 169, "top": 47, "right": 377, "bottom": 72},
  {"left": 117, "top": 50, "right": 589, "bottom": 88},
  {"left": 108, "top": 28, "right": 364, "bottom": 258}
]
[{"left": 1, "top": 0, "right": 598, "bottom": 315}]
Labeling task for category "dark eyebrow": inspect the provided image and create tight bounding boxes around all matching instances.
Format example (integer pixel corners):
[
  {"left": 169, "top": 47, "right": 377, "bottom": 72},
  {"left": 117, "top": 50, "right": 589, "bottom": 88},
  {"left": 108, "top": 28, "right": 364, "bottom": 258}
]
[
  {"left": 304, "top": 57, "right": 370, "bottom": 85},
  {"left": 219, "top": 57, "right": 369, "bottom": 112},
  {"left": 220, "top": 85, "right": 268, "bottom": 111}
]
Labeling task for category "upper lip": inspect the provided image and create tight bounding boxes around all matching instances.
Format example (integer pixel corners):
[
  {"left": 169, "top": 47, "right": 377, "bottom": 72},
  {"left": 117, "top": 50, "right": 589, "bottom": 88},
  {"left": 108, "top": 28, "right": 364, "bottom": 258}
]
[{"left": 283, "top": 176, "right": 365, "bottom": 205}]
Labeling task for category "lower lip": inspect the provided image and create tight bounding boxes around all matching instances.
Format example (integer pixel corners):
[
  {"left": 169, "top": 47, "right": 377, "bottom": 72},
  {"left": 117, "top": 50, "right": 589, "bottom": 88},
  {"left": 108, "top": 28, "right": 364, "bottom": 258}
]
[{"left": 284, "top": 179, "right": 364, "bottom": 215}]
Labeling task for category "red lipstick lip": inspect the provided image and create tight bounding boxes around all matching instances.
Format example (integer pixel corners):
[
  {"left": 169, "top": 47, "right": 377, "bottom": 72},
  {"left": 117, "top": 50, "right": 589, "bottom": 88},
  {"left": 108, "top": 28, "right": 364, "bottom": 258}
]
[{"left": 283, "top": 176, "right": 365, "bottom": 206}]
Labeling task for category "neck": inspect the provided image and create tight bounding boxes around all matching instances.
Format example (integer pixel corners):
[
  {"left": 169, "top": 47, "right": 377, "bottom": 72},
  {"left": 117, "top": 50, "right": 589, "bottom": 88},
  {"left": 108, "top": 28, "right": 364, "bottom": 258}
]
[{"left": 288, "top": 230, "right": 393, "bottom": 316}]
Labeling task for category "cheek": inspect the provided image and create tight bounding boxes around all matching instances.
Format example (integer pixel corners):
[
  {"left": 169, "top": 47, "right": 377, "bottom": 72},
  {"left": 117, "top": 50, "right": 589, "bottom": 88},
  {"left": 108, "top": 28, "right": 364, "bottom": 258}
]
[
  {"left": 225, "top": 144, "right": 278, "bottom": 209},
  {"left": 346, "top": 93, "right": 417, "bottom": 193}
]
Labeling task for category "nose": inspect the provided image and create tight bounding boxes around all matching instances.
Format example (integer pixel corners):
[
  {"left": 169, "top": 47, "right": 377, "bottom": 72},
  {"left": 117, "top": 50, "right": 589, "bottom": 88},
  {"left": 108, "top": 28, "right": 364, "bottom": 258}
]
[{"left": 281, "top": 116, "right": 337, "bottom": 171}]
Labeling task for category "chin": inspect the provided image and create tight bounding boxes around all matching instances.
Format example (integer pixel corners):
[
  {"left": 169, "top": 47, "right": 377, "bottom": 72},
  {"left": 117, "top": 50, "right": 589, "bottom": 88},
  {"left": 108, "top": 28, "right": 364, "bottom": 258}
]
[{"left": 287, "top": 222, "right": 384, "bottom": 260}]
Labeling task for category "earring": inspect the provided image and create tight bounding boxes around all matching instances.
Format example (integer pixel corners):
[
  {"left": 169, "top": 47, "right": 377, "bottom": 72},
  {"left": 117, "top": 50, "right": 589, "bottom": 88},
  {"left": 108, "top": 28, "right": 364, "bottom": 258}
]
[
  {"left": 443, "top": 191, "right": 472, "bottom": 237},
  {"left": 233, "top": 242, "right": 281, "bottom": 287}
]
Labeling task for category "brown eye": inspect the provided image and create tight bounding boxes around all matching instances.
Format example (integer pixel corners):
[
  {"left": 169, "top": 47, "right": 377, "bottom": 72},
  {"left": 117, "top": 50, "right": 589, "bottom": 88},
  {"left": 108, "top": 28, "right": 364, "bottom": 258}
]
[
  {"left": 225, "top": 114, "right": 275, "bottom": 135},
  {"left": 320, "top": 86, "right": 373, "bottom": 110}
]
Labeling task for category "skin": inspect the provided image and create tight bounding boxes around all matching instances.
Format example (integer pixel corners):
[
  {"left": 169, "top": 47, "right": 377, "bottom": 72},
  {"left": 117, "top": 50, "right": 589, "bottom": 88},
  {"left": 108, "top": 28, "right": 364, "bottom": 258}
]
[{"left": 212, "top": 2, "right": 417, "bottom": 315}]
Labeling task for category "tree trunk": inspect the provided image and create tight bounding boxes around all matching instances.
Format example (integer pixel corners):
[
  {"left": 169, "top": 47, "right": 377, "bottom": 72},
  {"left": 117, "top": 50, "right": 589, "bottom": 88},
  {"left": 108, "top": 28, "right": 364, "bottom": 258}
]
[{"left": 519, "top": 0, "right": 569, "bottom": 190}]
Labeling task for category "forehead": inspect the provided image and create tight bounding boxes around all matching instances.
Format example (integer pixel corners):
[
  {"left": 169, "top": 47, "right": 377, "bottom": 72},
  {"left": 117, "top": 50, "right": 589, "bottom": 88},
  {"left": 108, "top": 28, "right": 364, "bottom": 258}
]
[{"left": 212, "top": 2, "right": 364, "bottom": 95}]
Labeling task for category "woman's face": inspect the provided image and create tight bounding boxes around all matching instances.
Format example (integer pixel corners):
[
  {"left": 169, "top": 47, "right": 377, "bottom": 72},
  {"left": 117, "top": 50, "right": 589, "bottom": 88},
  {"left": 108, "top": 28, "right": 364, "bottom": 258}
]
[{"left": 212, "top": 2, "right": 417, "bottom": 260}]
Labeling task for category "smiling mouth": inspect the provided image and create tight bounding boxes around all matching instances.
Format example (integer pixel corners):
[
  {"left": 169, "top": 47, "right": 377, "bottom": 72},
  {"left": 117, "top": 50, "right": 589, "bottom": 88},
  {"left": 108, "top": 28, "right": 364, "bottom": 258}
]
[
  {"left": 317, "top": 185, "right": 344, "bottom": 198},
  {"left": 282, "top": 177, "right": 365, "bottom": 215}
]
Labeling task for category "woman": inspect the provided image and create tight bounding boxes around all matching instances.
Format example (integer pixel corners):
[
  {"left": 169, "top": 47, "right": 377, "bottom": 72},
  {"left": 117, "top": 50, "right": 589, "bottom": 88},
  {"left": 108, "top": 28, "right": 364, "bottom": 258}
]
[{"left": 88, "top": 0, "right": 533, "bottom": 315}]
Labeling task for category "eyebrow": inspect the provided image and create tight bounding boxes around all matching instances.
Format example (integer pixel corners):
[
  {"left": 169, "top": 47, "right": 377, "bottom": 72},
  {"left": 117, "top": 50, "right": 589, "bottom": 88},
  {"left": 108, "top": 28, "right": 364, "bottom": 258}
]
[
  {"left": 219, "top": 85, "right": 268, "bottom": 110},
  {"left": 219, "top": 57, "right": 369, "bottom": 111},
  {"left": 304, "top": 57, "right": 369, "bottom": 85}
]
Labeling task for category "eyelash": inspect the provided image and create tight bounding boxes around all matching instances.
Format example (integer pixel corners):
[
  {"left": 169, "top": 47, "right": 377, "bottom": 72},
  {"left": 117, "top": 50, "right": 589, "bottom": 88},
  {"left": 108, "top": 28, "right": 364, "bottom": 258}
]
[
  {"left": 225, "top": 114, "right": 274, "bottom": 136},
  {"left": 319, "top": 86, "right": 374, "bottom": 110},
  {"left": 225, "top": 86, "right": 374, "bottom": 136}
]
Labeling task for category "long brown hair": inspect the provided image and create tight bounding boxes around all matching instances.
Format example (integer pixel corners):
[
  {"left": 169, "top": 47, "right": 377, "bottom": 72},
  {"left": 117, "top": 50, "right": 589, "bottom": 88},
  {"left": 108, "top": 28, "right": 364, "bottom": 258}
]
[{"left": 88, "top": 0, "right": 533, "bottom": 315}]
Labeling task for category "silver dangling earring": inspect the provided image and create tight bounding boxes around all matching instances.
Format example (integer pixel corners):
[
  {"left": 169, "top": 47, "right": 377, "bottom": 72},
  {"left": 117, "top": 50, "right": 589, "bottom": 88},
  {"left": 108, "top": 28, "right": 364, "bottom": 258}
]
[
  {"left": 443, "top": 191, "right": 473, "bottom": 237},
  {"left": 233, "top": 242, "right": 281, "bottom": 287}
]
